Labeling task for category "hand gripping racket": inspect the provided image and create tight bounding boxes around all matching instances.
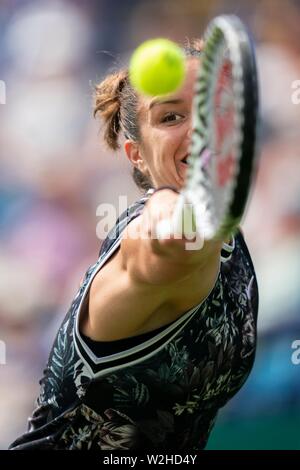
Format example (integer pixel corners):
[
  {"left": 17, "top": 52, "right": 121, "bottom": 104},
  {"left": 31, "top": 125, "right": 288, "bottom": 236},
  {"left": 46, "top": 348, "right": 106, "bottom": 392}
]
[{"left": 156, "top": 15, "right": 259, "bottom": 245}]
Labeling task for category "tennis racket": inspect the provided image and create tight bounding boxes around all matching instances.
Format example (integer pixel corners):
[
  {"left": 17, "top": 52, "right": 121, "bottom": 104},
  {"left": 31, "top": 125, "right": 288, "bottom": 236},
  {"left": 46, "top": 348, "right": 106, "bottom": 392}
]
[{"left": 156, "top": 15, "right": 259, "bottom": 245}]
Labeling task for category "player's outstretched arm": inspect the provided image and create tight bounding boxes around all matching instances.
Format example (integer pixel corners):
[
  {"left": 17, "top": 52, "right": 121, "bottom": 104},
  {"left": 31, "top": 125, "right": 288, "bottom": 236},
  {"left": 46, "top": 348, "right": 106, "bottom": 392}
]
[{"left": 121, "top": 189, "right": 222, "bottom": 286}]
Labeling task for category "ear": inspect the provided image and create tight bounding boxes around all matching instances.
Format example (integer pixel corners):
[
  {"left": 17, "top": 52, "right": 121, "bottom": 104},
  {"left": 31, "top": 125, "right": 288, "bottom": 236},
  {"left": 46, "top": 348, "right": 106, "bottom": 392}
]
[{"left": 124, "top": 140, "right": 148, "bottom": 174}]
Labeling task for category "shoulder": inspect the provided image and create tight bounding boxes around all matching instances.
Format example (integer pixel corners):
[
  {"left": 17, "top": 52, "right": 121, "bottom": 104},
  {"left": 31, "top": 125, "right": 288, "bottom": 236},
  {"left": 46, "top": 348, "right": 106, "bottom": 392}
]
[{"left": 99, "top": 191, "right": 150, "bottom": 258}]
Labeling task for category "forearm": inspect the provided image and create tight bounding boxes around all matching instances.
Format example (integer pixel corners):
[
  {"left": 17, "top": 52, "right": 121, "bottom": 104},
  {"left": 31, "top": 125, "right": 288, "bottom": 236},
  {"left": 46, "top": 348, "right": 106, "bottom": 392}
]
[{"left": 121, "top": 190, "right": 222, "bottom": 285}]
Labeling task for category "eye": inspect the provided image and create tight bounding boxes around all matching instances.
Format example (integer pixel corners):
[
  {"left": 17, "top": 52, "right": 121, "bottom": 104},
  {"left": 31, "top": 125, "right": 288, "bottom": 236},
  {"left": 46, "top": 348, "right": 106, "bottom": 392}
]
[{"left": 161, "top": 112, "right": 184, "bottom": 124}]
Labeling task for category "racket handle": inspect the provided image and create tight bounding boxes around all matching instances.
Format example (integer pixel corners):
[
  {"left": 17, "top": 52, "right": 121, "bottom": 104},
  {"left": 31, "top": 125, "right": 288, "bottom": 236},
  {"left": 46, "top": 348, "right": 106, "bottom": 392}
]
[{"left": 155, "top": 194, "right": 197, "bottom": 240}]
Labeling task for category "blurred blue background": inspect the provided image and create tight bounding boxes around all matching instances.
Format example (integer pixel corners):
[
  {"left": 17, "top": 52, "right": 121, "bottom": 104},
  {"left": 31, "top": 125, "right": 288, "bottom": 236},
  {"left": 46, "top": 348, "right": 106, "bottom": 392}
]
[{"left": 0, "top": 0, "right": 300, "bottom": 449}]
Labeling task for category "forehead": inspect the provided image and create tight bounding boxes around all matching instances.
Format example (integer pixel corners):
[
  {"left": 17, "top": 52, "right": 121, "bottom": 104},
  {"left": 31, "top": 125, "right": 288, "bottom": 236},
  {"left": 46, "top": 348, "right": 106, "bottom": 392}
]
[{"left": 138, "top": 57, "right": 200, "bottom": 114}]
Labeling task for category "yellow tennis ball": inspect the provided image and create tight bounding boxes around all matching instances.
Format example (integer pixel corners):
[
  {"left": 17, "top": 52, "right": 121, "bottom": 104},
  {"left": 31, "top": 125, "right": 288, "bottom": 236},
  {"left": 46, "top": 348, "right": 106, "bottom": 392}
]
[{"left": 129, "top": 38, "right": 185, "bottom": 96}]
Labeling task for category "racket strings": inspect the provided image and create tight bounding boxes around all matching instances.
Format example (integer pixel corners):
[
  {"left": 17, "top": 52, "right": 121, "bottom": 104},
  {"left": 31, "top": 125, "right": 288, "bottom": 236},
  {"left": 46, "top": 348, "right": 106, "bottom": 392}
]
[{"left": 185, "top": 16, "right": 255, "bottom": 240}]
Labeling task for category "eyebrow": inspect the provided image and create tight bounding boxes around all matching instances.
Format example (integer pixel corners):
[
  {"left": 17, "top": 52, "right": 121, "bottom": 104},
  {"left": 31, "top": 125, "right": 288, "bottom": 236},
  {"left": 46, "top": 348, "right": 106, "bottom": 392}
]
[{"left": 149, "top": 98, "right": 183, "bottom": 110}]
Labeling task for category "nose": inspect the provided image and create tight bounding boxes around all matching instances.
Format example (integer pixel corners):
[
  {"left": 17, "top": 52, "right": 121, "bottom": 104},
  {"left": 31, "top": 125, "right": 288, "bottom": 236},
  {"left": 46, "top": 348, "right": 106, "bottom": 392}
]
[{"left": 185, "top": 123, "right": 192, "bottom": 143}]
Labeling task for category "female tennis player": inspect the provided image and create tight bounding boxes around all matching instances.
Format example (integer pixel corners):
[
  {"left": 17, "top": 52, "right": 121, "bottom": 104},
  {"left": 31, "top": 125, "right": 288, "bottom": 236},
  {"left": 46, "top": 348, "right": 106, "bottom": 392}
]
[{"left": 10, "top": 38, "right": 258, "bottom": 451}]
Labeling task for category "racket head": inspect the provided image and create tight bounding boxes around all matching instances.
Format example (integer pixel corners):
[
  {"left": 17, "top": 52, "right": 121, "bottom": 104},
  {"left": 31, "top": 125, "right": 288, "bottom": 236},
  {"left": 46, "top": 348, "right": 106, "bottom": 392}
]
[{"left": 185, "top": 15, "right": 259, "bottom": 240}]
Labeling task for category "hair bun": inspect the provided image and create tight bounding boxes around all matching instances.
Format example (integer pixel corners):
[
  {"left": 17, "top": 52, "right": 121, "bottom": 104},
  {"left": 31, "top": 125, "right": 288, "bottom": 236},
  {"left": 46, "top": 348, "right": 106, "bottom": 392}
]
[{"left": 94, "top": 70, "right": 127, "bottom": 150}]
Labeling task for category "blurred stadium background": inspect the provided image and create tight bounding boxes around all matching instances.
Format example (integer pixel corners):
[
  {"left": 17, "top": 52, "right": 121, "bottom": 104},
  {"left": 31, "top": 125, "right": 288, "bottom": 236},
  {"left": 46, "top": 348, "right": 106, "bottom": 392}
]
[{"left": 0, "top": 0, "right": 300, "bottom": 449}]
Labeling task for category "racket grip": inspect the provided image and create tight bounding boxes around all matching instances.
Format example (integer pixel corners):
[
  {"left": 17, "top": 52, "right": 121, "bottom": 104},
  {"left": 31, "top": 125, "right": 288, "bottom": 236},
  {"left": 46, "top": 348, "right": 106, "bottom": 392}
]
[{"left": 155, "top": 194, "right": 197, "bottom": 240}]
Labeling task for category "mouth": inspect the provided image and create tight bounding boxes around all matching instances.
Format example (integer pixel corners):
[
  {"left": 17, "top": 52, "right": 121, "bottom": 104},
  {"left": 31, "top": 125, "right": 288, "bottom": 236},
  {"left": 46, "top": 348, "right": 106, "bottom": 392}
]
[{"left": 180, "top": 155, "right": 189, "bottom": 166}]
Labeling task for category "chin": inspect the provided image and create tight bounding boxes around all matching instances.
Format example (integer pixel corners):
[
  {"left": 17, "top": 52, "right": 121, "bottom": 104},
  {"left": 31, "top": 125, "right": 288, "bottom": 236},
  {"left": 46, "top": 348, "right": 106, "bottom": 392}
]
[{"left": 178, "top": 165, "right": 188, "bottom": 185}]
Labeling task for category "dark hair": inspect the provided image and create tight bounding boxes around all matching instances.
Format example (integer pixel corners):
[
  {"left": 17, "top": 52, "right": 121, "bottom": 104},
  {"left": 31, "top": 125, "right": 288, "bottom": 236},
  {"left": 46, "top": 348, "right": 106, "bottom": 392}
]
[{"left": 94, "top": 39, "right": 204, "bottom": 192}]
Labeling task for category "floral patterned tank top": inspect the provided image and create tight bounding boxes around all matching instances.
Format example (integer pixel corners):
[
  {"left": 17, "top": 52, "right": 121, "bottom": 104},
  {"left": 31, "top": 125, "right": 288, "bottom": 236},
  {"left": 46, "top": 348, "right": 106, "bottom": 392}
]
[{"left": 10, "top": 191, "right": 258, "bottom": 451}]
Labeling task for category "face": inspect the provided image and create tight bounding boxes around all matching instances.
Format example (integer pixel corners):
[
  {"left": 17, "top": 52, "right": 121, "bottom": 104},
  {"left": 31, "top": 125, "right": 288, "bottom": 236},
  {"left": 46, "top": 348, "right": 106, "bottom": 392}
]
[{"left": 125, "top": 58, "right": 199, "bottom": 190}]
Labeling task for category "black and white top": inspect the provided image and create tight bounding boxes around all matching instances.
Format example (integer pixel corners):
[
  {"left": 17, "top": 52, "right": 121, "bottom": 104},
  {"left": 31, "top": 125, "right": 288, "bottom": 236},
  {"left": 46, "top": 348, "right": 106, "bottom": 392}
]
[{"left": 10, "top": 191, "right": 258, "bottom": 451}]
